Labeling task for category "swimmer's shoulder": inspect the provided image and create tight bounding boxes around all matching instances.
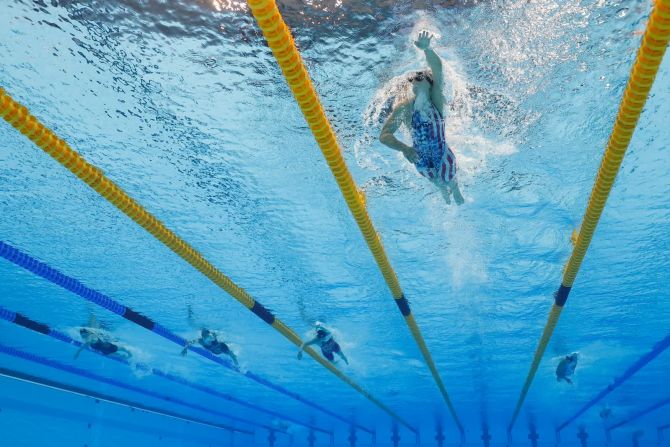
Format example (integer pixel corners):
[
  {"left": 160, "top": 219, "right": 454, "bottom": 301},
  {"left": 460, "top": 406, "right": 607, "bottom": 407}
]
[
  {"left": 396, "top": 100, "right": 412, "bottom": 111},
  {"left": 394, "top": 100, "right": 413, "bottom": 121}
]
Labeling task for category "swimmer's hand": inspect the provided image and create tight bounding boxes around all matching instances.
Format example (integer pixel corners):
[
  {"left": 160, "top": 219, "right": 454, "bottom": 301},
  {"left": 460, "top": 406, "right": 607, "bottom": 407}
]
[
  {"left": 414, "top": 30, "right": 433, "bottom": 51},
  {"left": 180, "top": 347, "right": 188, "bottom": 356},
  {"left": 402, "top": 146, "right": 419, "bottom": 164}
]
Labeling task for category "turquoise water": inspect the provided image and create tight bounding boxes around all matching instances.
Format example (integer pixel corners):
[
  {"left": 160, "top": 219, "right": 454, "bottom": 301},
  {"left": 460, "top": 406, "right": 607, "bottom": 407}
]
[{"left": 1, "top": 0, "right": 669, "bottom": 446}]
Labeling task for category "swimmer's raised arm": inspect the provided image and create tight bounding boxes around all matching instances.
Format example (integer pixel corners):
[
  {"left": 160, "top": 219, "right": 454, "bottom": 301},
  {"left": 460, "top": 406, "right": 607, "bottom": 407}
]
[
  {"left": 380, "top": 102, "right": 418, "bottom": 164},
  {"left": 415, "top": 30, "right": 446, "bottom": 113}
]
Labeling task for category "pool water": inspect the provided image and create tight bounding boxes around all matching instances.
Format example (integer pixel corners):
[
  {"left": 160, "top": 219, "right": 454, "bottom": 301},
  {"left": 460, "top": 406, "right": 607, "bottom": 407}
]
[{"left": 0, "top": 0, "right": 669, "bottom": 446}]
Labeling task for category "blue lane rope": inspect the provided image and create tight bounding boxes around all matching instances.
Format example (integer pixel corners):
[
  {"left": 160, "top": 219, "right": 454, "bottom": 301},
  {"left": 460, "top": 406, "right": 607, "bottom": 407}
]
[
  {"left": 0, "top": 304, "right": 328, "bottom": 435},
  {"left": 607, "top": 396, "right": 670, "bottom": 431},
  {"left": 0, "top": 343, "right": 253, "bottom": 434},
  {"left": 557, "top": 333, "right": 670, "bottom": 431},
  {"left": 0, "top": 364, "right": 246, "bottom": 437},
  {"left": 0, "top": 241, "right": 367, "bottom": 432}
]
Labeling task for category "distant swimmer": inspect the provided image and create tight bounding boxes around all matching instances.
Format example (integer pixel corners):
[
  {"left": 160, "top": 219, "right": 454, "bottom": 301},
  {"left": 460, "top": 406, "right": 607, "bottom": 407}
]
[
  {"left": 599, "top": 406, "right": 612, "bottom": 420},
  {"left": 379, "top": 30, "right": 465, "bottom": 205},
  {"left": 297, "top": 323, "right": 349, "bottom": 365},
  {"left": 271, "top": 418, "right": 294, "bottom": 435},
  {"left": 181, "top": 305, "right": 238, "bottom": 366},
  {"left": 556, "top": 352, "right": 579, "bottom": 384},
  {"left": 181, "top": 328, "right": 239, "bottom": 367},
  {"left": 74, "top": 315, "right": 132, "bottom": 360}
]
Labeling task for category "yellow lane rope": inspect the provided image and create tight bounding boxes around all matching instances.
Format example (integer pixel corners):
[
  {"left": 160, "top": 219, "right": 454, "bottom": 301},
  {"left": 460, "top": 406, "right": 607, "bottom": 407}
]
[
  {"left": 508, "top": 0, "right": 670, "bottom": 432},
  {"left": 245, "top": 0, "right": 463, "bottom": 432},
  {"left": 0, "top": 87, "right": 415, "bottom": 431}
]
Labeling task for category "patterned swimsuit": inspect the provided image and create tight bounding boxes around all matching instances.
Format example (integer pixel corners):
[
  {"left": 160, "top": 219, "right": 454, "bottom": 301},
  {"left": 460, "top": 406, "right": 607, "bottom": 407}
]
[{"left": 411, "top": 102, "right": 456, "bottom": 183}]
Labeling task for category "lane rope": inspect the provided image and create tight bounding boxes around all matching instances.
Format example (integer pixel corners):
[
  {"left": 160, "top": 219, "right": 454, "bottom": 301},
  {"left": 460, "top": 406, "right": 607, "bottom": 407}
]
[
  {"left": 607, "top": 397, "right": 670, "bottom": 432},
  {"left": 245, "top": 0, "right": 462, "bottom": 432},
  {"left": 0, "top": 304, "right": 330, "bottom": 435},
  {"left": 0, "top": 87, "right": 410, "bottom": 431},
  {"left": 507, "top": 0, "right": 670, "bottom": 432},
  {"left": 0, "top": 343, "right": 253, "bottom": 435},
  {"left": 557, "top": 332, "right": 670, "bottom": 431},
  {"left": 0, "top": 240, "right": 374, "bottom": 432}
]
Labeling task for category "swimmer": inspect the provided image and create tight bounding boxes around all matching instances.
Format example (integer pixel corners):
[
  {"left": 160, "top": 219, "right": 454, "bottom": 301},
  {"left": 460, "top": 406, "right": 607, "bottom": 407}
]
[
  {"left": 297, "top": 323, "right": 348, "bottom": 365},
  {"left": 599, "top": 406, "right": 612, "bottom": 420},
  {"left": 271, "top": 418, "right": 295, "bottom": 435},
  {"left": 181, "top": 328, "right": 239, "bottom": 366},
  {"left": 379, "top": 30, "right": 465, "bottom": 205},
  {"left": 556, "top": 352, "right": 579, "bottom": 384},
  {"left": 181, "top": 304, "right": 239, "bottom": 366},
  {"left": 74, "top": 315, "right": 131, "bottom": 360}
]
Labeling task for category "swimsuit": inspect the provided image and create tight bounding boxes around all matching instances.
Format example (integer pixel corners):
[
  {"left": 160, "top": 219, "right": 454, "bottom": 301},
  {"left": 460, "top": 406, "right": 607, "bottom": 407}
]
[
  {"left": 201, "top": 338, "right": 231, "bottom": 356},
  {"left": 91, "top": 340, "right": 119, "bottom": 356},
  {"left": 557, "top": 357, "right": 577, "bottom": 380},
  {"left": 411, "top": 102, "right": 456, "bottom": 183},
  {"left": 317, "top": 332, "right": 341, "bottom": 362}
]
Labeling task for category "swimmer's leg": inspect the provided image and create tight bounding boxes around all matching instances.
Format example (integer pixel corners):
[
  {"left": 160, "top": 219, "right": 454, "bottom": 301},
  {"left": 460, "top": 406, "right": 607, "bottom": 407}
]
[
  {"left": 434, "top": 181, "right": 451, "bottom": 204},
  {"left": 331, "top": 342, "right": 348, "bottom": 365},
  {"left": 450, "top": 180, "right": 465, "bottom": 205},
  {"left": 115, "top": 347, "right": 132, "bottom": 360},
  {"left": 228, "top": 351, "right": 239, "bottom": 367},
  {"left": 322, "top": 349, "right": 335, "bottom": 362},
  {"left": 336, "top": 350, "right": 349, "bottom": 365}
]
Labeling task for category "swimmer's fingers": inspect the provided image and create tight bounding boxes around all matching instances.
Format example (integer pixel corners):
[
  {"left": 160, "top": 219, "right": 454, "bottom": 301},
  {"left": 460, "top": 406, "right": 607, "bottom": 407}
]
[
  {"left": 419, "top": 30, "right": 433, "bottom": 44},
  {"left": 414, "top": 31, "right": 432, "bottom": 49}
]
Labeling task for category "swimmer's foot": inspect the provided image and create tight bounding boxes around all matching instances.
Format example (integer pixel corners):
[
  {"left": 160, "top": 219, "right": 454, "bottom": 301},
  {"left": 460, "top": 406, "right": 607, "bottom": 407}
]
[
  {"left": 439, "top": 189, "right": 451, "bottom": 204},
  {"left": 450, "top": 184, "right": 465, "bottom": 205}
]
